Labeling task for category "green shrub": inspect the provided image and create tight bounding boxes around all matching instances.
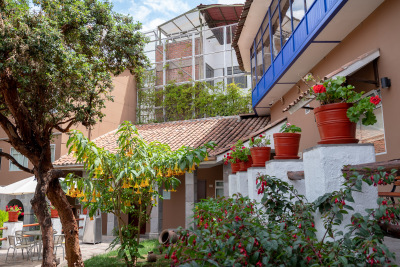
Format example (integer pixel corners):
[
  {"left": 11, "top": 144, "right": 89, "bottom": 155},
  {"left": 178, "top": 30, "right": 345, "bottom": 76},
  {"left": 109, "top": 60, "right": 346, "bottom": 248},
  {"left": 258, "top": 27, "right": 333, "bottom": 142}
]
[
  {"left": 167, "top": 168, "right": 399, "bottom": 266},
  {"left": 0, "top": 209, "right": 8, "bottom": 246}
]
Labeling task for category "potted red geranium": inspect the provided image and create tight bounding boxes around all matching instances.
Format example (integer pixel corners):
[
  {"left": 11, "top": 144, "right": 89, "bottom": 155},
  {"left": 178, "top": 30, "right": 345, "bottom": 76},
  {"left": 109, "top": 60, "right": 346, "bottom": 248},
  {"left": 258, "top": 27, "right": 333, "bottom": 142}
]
[
  {"left": 249, "top": 134, "right": 271, "bottom": 167},
  {"left": 49, "top": 203, "right": 59, "bottom": 218},
  {"left": 235, "top": 140, "right": 252, "bottom": 172},
  {"left": 306, "top": 75, "right": 381, "bottom": 144},
  {"left": 224, "top": 146, "right": 240, "bottom": 174},
  {"left": 6, "top": 205, "right": 23, "bottom": 222},
  {"left": 273, "top": 123, "right": 301, "bottom": 159}
]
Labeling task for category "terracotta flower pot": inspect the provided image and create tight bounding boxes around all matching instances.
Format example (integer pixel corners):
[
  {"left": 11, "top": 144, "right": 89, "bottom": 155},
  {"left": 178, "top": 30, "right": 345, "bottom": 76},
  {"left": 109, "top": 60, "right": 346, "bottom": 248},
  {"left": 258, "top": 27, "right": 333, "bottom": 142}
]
[
  {"left": 159, "top": 229, "right": 178, "bottom": 244},
  {"left": 314, "top": 103, "right": 358, "bottom": 144},
  {"left": 51, "top": 208, "right": 59, "bottom": 218},
  {"left": 83, "top": 208, "right": 88, "bottom": 215},
  {"left": 250, "top": 147, "right": 271, "bottom": 167},
  {"left": 147, "top": 251, "right": 157, "bottom": 262},
  {"left": 273, "top": 133, "right": 301, "bottom": 159},
  {"left": 230, "top": 162, "right": 240, "bottom": 174},
  {"left": 8, "top": 211, "right": 19, "bottom": 222},
  {"left": 239, "top": 156, "right": 253, "bottom": 172}
]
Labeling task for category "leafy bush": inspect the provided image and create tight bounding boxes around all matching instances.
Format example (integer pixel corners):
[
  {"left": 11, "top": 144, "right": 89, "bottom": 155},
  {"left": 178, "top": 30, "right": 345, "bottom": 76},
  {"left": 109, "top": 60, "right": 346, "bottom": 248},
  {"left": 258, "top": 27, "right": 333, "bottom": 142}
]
[
  {"left": 0, "top": 210, "right": 8, "bottom": 246},
  {"left": 167, "top": 168, "right": 399, "bottom": 266}
]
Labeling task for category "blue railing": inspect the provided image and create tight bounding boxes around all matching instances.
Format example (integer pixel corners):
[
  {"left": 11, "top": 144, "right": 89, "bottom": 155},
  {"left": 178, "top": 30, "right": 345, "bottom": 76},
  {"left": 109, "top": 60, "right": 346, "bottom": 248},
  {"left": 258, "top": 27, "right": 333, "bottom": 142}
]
[{"left": 252, "top": 0, "right": 347, "bottom": 109}]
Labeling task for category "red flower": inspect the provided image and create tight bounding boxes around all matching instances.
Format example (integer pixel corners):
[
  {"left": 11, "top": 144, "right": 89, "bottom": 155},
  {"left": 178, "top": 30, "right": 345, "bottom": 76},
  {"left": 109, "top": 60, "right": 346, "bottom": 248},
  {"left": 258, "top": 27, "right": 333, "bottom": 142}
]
[
  {"left": 313, "top": 84, "right": 326, "bottom": 94},
  {"left": 370, "top": 95, "right": 381, "bottom": 105},
  {"left": 21, "top": 212, "right": 24, "bottom": 216},
  {"left": 259, "top": 134, "right": 263, "bottom": 137},
  {"left": 235, "top": 216, "right": 241, "bottom": 222}
]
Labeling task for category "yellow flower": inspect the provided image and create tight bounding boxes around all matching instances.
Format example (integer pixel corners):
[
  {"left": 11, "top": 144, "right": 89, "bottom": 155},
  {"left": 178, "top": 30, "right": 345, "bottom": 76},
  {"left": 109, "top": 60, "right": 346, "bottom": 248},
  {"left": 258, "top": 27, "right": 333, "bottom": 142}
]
[
  {"left": 134, "top": 182, "right": 139, "bottom": 189},
  {"left": 138, "top": 198, "right": 142, "bottom": 205},
  {"left": 81, "top": 196, "right": 88, "bottom": 202},
  {"left": 149, "top": 187, "right": 154, "bottom": 193},
  {"left": 125, "top": 201, "right": 131, "bottom": 207},
  {"left": 170, "top": 188, "right": 177, "bottom": 193},
  {"left": 90, "top": 198, "right": 96, "bottom": 203},
  {"left": 96, "top": 192, "right": 101, "bottom": 198},
  {"left": 122, "top": 181, "right": 130, "bottom": 189},
  {"left": 108, "top": 187, "right": 114, "bottom": 192},
  {"left": 144, "top": 179, "right": 149, "bottom": 187},
  {"left": 204, "top": 154, "right": 209, "bottom": 161},
  {"left": 191, "top": 163, "right": 196, "bottom": 171}
]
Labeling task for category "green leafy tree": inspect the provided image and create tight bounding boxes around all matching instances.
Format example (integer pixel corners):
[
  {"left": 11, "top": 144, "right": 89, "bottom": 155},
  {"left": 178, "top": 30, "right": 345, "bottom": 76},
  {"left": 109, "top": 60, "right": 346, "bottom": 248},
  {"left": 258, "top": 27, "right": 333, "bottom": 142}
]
[
  {"left": 65, "top": 121, "right": 216, "bottom": 266},
  {"left": 0, "top": 1, "right": 147, "bottom": 266}
]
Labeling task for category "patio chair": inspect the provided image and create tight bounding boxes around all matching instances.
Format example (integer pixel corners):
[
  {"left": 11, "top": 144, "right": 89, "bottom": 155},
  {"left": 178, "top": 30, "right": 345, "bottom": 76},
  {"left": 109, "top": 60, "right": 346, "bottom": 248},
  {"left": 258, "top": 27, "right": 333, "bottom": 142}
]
[
  {"left": 53, "top": 234, "right": 65, "bottom": 259},
  {"left": 15, "top": 230, "right": 23, "bottom": 245},
  {"left": 5, "top": 235, "right": 32, "bottom": 262}
]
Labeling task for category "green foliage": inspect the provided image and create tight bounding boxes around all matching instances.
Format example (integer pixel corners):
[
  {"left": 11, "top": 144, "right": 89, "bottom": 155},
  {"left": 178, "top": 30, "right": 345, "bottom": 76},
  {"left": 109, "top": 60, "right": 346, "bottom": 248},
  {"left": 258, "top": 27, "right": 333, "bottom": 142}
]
[
  {"left": 66, "top": 121, "right": 216, "bottom": 265},
  {"left": 249, "top": 134, "right": 271, "bottom": 148},
  {"left": 279, "top": 122, "right": 302, "bottom": 133},
  {"left": 167, "top": 168, "right": 398, "bottom": 266},
  {"left": 0, "top": 210, "right": 8, "bottom": 227},
  {"left": 233, "top": 140, "right": 250, "bottom": 162},
  {"left": 305, "top": 76, "right": 380, "bottom": 126},
  {"left": 137, "top": 81, "right": 251, "bottom": 123}
]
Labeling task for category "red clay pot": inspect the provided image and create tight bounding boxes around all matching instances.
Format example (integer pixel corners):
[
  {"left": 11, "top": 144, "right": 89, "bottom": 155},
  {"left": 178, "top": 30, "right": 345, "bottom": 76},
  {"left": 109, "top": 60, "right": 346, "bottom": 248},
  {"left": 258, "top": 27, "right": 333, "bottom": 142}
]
[
  {"left": 83, "top": 207, "right": 88, "bottom": 215},
  {"left": 273, "top": 133, "right": 301, "bottom": 159},
  {"left": 239, "top": 156, "right": 253, "bottom": 172},
  {"left": 8, "top": 211, "right": 19, "bottom": 222},
  {"left": 51, "top": 208, "right": 59, "bottom": 218},
  {"left": 231, "top": 162, "right": 240, "bottom": 174},
  {"left": 250, "top": 147, "right": 271, "bottom": 167},
  {"left": 314, "top": 103, "right": 358, "bottom": 144}
]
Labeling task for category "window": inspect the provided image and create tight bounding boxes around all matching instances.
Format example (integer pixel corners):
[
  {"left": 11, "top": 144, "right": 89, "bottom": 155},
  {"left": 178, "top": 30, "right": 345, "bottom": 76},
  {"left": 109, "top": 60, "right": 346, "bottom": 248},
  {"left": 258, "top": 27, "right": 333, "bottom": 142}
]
[
  {"left": 51, "top": 144, "right": 56, "bottom": 163},
  {"left": 163, "top": 189, "right": 171, "bottom": 200},
  {"left": 227, "top": 66, "right": 248, "bottom": 88},
  {"left": 9, "top": 148, "right": 28, "bottom": 171},
  {"left": 215, "top": 180, "right": 224, "bottom": 197},
  {"left": 356, "top": 90, "right": 386, "bottom": 154}
]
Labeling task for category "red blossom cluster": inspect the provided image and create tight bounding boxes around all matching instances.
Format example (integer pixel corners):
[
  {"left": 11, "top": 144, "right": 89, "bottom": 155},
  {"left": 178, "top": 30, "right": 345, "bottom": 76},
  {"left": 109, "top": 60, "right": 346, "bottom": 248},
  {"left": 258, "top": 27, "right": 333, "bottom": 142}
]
[
  {"left": 223, "top": 147, "right": 238, "bottom": 165},
  {"left": 257, "top": 179, "right": 268, "bottom": 195},
  {"left": 370, "top": 172, "right": 390, "bottom": 186},
  {"left": 6, "top": 205, "right": 23, "bottom": 215},
  {"left": 369, "top": 95, "right": 381, "bottom": 105},
  {"left": 312, "top": 84, "right": 326, "bottom": 94}
]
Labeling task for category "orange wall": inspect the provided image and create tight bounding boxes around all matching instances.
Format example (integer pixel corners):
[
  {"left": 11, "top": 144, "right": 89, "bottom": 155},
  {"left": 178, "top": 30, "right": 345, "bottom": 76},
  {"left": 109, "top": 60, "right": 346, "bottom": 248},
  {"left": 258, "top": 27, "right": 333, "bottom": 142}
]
[
  {"left": 197, "top": 165, "right": 224, "bottom": 199},
  {"left": 162, "top": 175, "right": 186, "bottom": 229},
  {"left": 269, "top": 0, "right": 400, "bottom": 161}
]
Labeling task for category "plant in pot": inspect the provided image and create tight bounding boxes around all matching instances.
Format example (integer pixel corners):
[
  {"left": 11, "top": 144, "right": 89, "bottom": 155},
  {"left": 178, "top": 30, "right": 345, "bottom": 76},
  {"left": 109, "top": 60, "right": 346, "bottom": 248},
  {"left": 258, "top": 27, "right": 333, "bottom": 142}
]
[
  {"left": 249, "top": 134, "right": 271, "bottom": 167},
  {"left": 235, "top": 140, "right": 252, "bottom": 172},
  {"left": 224, "top": 146, "right": 241, "bottom": 174},
  {"left": 5, "top": 205, "right": 23, "bottom": 222},
  {"left": 49, "top": 203, "right": 59, "bottom": 218},
  {"left": 273, "top": 123, "right": 302, "bottom": 159},
  {"left": 305, "top": 75, "right": 381, "bottom": 144}
]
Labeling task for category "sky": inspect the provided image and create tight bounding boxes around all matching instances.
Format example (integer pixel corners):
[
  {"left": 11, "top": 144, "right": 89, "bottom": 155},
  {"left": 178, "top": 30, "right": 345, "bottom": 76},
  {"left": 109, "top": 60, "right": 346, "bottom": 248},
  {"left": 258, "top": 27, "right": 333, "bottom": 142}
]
[{"left": 111, "top": 0, "right": 246, "bottom": 32}]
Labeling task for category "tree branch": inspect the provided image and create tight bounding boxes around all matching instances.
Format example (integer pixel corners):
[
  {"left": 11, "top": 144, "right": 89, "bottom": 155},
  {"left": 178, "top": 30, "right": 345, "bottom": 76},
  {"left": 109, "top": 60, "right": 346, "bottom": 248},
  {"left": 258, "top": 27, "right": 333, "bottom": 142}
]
[{"left": 0, "top": 151, "right": 34, "bottom": 174}]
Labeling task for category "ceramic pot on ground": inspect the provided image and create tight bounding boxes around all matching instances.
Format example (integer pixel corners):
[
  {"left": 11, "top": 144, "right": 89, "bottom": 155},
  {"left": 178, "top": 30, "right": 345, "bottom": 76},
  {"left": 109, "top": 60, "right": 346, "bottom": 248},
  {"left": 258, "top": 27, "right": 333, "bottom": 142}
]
[
  {"left": 273, "top": 133, "right": 301, "bottom": 159},
  {"left": 250, "top": 147, "right": 271, "bottom": 167},
  {"left": 51, "top": 208, "right": 59, "bottom": 218},
  {"left": 159, "top": 229, "right": 178, "bottom": 244},
  {"left": 239, "top": 156, "right": 253, "bottom": 172},
  {"left": 8, "top": 211, "right": 18, "bottom": 222},
  {"left": 147, "top": 251, "right": 157, "bottom": 262},
  {"left": 231, "top": 162, "right": 240, "bottom": 174},
  {"left": 314, "top": 103, "right": 358, "bottom": 144}
]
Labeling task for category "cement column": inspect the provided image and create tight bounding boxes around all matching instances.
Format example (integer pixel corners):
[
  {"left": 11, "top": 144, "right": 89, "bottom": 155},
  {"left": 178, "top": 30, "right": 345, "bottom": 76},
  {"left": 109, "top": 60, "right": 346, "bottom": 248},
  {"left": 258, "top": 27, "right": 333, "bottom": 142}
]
[
  {"left": 149, "top": 187, "right": 163, "bottom": 239},
  {"left": 185, "top": 170, "right": 197, "bottom": 229},
  {"left": 106, "top": 213, "right": 118, "bottom": 236},
  {"left": 303, "top": 144, "right": 377, "bottom": 240},
  {"left": 223, "top": 164, "right": 232, "bottom": 197}
]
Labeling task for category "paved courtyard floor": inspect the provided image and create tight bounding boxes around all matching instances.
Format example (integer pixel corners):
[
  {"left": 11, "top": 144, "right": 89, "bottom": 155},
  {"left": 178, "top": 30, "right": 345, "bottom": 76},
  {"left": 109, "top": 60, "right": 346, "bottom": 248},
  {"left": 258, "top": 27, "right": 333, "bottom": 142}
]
[
  {"left": 0, "top": 236, "right": 117, "bottom": 267},
  {"left": 0, "top": 236, "right": 398, "bottom": 266}
]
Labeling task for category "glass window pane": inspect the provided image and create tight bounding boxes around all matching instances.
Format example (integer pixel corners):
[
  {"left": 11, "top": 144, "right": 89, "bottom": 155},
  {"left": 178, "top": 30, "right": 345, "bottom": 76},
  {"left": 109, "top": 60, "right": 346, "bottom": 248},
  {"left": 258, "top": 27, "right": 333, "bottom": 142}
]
[
  {"left": 292, "top": 0, "right": 306, "bottom": 21},
  {"left": 216, "top": 181, "right": 224, "bottom": 187},
  {"left": 216, "top": 188, "right": 224, "bottom": 197},
  {"left": 10, "top": 147, "right": 28, "bottom": 171},
  {"left": 251, "top": 56, "right": 257, "bottom": 88},
  {"left": 357, "top": 102, "right": 386, "bottom": 154},
  {"left": 306, "top": 0, "right": 316, "bottom": 11},
  {"left": 271, "top": 10, "right": 281, "bottom": 58},
  {"left": 51, "top": 144, "right": 55, "bottom": 163},
  {"left": 280, "top": 0, "right": 293, "bottom": 46},
  {"left": 256, "top": 41, "right": 263, "bottom": 83},
  {"left": 263, "top": 25, "right": 272, "bottom": 70}
]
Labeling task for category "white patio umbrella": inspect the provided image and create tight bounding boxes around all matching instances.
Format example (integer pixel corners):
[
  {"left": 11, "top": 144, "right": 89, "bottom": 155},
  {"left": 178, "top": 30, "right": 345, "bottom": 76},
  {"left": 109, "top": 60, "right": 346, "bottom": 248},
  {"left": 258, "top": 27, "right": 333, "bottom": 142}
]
[{"left": 1, "top": 176, "right": 64, "bottom": 195}]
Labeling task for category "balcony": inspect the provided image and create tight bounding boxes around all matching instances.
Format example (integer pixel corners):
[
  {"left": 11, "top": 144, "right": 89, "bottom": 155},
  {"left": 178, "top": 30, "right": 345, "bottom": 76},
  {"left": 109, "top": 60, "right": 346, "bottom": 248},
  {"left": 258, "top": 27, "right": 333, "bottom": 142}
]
[{"left": 251, "top": 0, "right": 384, "bottom": 116}]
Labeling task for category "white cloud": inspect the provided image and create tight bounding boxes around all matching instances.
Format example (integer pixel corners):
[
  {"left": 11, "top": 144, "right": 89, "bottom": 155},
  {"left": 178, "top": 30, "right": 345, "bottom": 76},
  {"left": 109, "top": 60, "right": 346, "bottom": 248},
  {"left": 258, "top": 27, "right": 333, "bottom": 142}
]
[
  {"left": 143, "top": 0, "right": 190, "bottom": 14},
  {"left": 130, "top": 5, "right": 151, "bottom": 21},
  {"left": 217, "top": 0, "right": 245, "bottom": 4},
  {"left": 141, "top": 18, "right": 167, "bottom": 32}
]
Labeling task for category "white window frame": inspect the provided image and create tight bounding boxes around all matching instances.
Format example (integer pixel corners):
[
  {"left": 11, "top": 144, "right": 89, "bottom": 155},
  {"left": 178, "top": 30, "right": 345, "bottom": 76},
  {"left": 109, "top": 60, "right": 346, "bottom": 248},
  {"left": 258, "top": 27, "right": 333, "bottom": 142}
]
[
  {"left": 50, "top": 144, "right": 56, "bottom": 163},
  {"left": 215, "top": 180, "right": 224, "bottom": 197}
]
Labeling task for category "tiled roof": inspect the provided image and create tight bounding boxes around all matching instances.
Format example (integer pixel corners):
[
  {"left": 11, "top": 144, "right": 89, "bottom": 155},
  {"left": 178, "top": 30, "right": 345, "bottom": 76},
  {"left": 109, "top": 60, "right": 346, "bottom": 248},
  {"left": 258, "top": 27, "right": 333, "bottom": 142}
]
[
  {"left": 232, "top": 0, "right": 253, "bottom": 71},
  {"left": 54, "top": 115, "right": 270, "bottom": 167}
]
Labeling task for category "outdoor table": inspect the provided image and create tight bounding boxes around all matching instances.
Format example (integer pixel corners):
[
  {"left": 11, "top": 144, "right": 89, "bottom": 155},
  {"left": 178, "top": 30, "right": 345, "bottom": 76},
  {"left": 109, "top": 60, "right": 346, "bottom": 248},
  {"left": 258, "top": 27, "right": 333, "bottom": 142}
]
[{"left": 24, "top": 230, "right": 43, "bottom": 260}]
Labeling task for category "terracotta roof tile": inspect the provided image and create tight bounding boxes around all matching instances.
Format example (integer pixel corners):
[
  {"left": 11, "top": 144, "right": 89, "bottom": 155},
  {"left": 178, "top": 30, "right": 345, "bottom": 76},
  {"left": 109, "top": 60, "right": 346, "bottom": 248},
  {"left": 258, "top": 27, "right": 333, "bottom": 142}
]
[{"left": 54, "top": 115, "right": 270, "bottom": 167}]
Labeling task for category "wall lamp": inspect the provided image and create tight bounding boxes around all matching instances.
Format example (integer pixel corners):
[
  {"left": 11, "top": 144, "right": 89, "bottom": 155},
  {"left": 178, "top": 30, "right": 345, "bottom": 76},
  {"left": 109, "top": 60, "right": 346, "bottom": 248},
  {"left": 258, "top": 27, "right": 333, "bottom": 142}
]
[{"left": 381, "top": 77, "right": 391, "bottom": 89}]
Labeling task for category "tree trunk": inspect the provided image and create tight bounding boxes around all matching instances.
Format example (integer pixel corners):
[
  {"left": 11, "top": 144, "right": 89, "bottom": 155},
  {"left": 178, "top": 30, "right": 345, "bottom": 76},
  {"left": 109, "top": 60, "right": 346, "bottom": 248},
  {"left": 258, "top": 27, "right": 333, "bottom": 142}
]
[
  {"left": 31, "top": 170, "right": 56, "bottom": 267},
  {"left": 47, "top": 177, "right": 83, "bottom": 267}
]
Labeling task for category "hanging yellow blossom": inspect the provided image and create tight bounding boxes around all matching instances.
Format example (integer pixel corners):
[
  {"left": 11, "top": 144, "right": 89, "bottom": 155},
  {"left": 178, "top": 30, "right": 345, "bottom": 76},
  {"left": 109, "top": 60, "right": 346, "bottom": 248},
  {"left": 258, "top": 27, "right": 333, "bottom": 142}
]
[
  {"left": 149, "top": 187, "right": 154, "bottom": 193},
  {"left": 191, "top": 163, "right": 196, "bottom": 171},
  {"left": 122, "top": 181, "right": 130, "bottom": 189},
  {"left": 138, "top": 198, "right": 142, "bottom": 205},
  {"left": 125, "top": 201, "right": 131, "bottom": 207},
  {"left": 108, "top": 187, "right": 114, "bottom": 192},
  {"left": 81, "top": 195, "right": 88, "bottom": 202},
  {"left": 90, "top": 197, "right": 96, "bottom": 203},
  {"left": 204, "top": 154, "right": 209, "bottom": 161},
  {"left": 134, "top": 182, "right": 139, "bottom": 189}
]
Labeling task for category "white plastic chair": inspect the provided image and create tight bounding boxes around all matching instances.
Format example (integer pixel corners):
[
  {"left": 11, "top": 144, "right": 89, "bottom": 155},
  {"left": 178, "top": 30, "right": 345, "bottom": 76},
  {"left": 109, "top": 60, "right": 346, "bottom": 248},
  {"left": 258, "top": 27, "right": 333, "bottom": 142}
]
[
  {"left": 6, "top": 235, "right": 32, "bottom": 262},
  {"left": 53, "top": 234, "right": 65, "bottom": 259}
]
